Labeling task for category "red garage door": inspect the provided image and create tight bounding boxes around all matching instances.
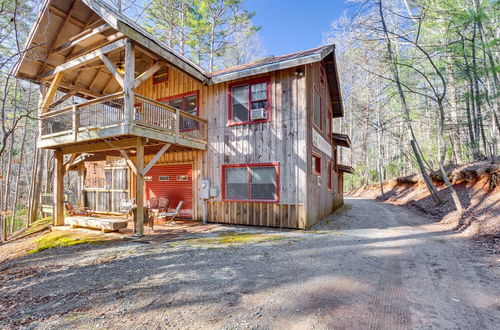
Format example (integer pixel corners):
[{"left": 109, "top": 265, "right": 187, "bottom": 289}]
[{"left": 145, "top": 164, "right": 193, "bottom": 218}]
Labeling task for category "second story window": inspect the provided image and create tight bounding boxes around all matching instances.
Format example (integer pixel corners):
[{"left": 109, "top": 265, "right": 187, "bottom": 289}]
[
  {"left": 159, "top": 91, "right": 199, "bottom": 130},
  {"left": 229, "top": 77, "right": 271, "bottom": 125}
]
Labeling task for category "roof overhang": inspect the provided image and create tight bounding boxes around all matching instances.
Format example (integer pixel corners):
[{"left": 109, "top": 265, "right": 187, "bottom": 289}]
[
  {"left": 332, "top": 133, "right": 351, "bottom": 148},
  {"left": 338, "top": 165, "right": 354, "bottom": 174},
  {"left": 210, "top": 45, "right": 335, "bottom": 84},
  {"left": 323, "top": 50, "right": 344, "bottom": 118},
  {"left": 13, "top": 0, "right": 209, "bottom": 85}
]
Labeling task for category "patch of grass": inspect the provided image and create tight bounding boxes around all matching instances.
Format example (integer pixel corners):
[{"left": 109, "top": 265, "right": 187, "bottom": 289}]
[
  {"left": 179, "top": 231, "right": 285, "bottom": 247},
  {"left": 28, "top": 231, "right": 104, "bottom": 254},
  {"left": 24, "top": 217, "right": 53, "bottom": 235}
]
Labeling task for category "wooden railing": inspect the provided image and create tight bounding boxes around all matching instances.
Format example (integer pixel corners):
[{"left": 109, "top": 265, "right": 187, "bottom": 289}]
[{"left": 40, "top": 92, "right": 207, "bottom": 145}]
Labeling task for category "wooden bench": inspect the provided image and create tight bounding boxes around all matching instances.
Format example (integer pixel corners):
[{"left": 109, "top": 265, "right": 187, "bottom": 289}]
[{"left": 65, "top": 216, "right": 128, "bottom": 233}]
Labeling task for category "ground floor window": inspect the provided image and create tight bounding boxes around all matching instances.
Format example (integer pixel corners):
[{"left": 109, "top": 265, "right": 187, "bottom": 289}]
[{"left": 222, "top": 163, "right": 279, "bottom": 202}]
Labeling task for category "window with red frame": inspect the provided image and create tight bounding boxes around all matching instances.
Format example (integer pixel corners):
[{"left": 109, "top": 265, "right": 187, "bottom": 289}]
[
  {"left": 327, "top": 161, "right": 332, "bottom": 190},
  {"left": 153, "top": 65, "right": 168, "bottom": 85},
  {"left": 223, "top": 163, "right": 279, "bottom": 202},
  {"left": 313, "top": 87, "right": 322, "bottom": 129},
  {"left": 312, "top": 154, "right": 321, "bottom": 175},
  {"left": 160, "top": 91, "right": 198, "bottom": 130},
  {"left": 229, "top": 78, "right": 270, "bottom": 124}
]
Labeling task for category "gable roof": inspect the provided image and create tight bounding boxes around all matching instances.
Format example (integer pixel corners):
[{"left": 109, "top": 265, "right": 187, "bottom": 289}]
[{"left": 14, "top": 0, "right": 343, "bottom": 116}]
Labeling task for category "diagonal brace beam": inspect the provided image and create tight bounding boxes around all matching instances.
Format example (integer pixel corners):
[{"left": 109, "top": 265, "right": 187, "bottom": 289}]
[
  {"left": 141, "top": 143, "right": 171, "bottom": 176},
  {"left": 99, "top": 54, "right": 124, "bottom": 88}
]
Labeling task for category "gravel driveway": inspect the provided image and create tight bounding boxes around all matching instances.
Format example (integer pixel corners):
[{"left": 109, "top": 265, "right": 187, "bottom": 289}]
[{"left": 1, "top": 198, "right": 498, "bottom": 329}]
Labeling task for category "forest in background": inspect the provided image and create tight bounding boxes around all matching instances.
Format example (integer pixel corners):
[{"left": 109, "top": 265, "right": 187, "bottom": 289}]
[
  {"left": 0, "top": 0, "right": 498, "bottom": 241},
  {"left": 327, "top": 0, "right": 499, "bottom": 203}
]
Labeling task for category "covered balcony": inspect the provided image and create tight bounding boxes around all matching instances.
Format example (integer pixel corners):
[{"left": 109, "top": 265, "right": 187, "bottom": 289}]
[{"left": 39, "top": 92, "right": 207, "bottom": 151}]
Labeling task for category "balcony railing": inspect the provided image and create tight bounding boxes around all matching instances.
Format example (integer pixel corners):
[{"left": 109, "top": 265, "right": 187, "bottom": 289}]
[{"left": 40, "top": 92, "right": 208, "bottom": 147}]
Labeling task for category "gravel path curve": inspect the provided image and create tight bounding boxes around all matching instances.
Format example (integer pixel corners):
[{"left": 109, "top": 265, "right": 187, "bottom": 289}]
[{"left": 1, "top": 197, "right": 498, "bottom": 329}]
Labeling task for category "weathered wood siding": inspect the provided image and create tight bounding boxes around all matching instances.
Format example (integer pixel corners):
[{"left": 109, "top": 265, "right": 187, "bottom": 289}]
[
  {"left": 304, "top": 62, "right": 343, "bottom": 227},
  {"left": 134, "top": 61, "right": 342, "bottom": 229},
  {"left": 202, "top": 69, "right": 308, "bottom": 228}
]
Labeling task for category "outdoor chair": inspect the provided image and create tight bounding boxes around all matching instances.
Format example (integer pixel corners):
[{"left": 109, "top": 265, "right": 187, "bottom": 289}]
[
  {"left": 119, "top": 198, "right": 135, "bottom": 220},
  {"left": 150, "top": 197, "right": 170, "bottom": 223},
  {"left": 64, "top": 201, "right": 92, "bottom": 217},
  {"left": 161, "top": 200, "right": 184, "bottom": 224},
  {"left": 146, "top": 197, "right": 159, "bottom": 210}
]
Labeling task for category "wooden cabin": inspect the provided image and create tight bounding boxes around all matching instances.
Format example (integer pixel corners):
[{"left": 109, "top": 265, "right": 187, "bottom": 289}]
[{"left": 14, "top": 0, "right": 351, "bottom": 234}]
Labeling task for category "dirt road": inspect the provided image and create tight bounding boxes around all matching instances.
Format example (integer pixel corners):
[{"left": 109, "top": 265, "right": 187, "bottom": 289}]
[{"left": 1, "top": 198, "right": 498, "bottom": 329}]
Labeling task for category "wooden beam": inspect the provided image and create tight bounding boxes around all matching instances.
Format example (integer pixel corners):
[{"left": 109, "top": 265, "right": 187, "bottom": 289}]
[
  {"left": 65, "top": 32, "right": 124, "bottom": 62},
  {"left": 49, "top": 91, "right": 76, "bottom": 109},
  {"left": 118, "top": 149, "right": 138, "bottom": 177},
  {"left": 38, "top": 1, "right": 79, "bottom": 76},
  {"left": 64, "top": 153, "right": 80, "bottom": 172},
  {"left": 135, "top": 137, "right": 145, "bottom": 236},
  {"left": 59, "top": 82, "right": 104, "bottom": 99},
  {"left": 51, "top": 23, "right": 112, "bottom": 55},
  {"left": 99, "top": 54, "right": 124, "bottom": 88},
  {"left": 49, "top": 5, "right": 85, "bottom": 28},
  {"left": 54, "top": 150, "right": 65, "bottom": 226},
  {"left": 40, "top": 72, "right": 64, "bottom": 114},
  {"left": 141, "top": 143, "right": 171, "bottom": 176},
  {"left": 60, "top": 137, "right": 139, "bottom": 154},
  {"left": 41, "top": 39, "right": 127, "bottom": 79},
  {"left": 118, "top": 23, "right": 208, "bottom": 83},
  {"left": 123, "top": 39, "right": 135, "bottom": 126},
  {"left": 88, "top": 68, "right": 102, "bottom": 90},
  {"left": 134, "top": 62, "right": 164, "bottom": 89}
]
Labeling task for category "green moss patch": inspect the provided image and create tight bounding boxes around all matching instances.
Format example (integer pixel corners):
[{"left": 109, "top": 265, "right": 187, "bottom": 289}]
[
  {"left": 24, "top": 217, "right": 53, "bottom": 235},
  {"left": 179, "top": 230, "right": 285, "bottom": 247},
  {"left": 28, "top": 231, "right": 104, "bottom": 254}
]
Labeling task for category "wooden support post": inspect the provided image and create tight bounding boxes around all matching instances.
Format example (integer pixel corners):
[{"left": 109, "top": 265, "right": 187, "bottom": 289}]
[
  {"left": 124, "top": 39, "right": 135, "bottom": 127},
  {"left": 135, "top": 137, "right": 145, "bottom": 236},
  {"left": 40, "top": 72, "right": 64, "bottom": 113},
  {"left": 54, "top": 150, "right": 65, "bottom": 226}
]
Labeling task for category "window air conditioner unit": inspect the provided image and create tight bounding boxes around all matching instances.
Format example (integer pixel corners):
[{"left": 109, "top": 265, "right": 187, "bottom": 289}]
[{"left": 250, "top": 108, "right": 268, "bottom": 121}]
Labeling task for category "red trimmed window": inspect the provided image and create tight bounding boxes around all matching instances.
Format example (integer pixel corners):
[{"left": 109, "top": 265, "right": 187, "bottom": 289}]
[
  {"left": 159, "top": 91, "right": 199, "bottom": 130},
  {"left": 313, "top": 86, "right": 322, "bottom": 129},
  {"left": 222, "top": 163, "right": 279, "bottom": 202},
  {"left": 312, "top": 154, "right": 321, "bottom": 175},
  {"left": 153, "top": 65, "right": 168, "bottom": 85},
  {"left": 327, "top": 161, "right": 332, "bottom": 191},
  {"left": 228, "top": 77, "right": 271, "bottom": 125}
]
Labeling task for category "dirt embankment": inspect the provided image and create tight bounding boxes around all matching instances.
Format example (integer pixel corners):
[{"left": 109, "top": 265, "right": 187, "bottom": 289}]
[{"left": 349, "top": 161, "right": 500, "bottom": 239}]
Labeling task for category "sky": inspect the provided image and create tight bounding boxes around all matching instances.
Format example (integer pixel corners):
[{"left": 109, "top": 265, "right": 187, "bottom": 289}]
[{"left": 244, "top": 0, "right": 352, "bottom": 56}]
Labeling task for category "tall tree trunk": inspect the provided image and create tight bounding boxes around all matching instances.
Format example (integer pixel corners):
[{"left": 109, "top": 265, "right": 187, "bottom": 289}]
[
  {"left": 377, "top": 106, "right": 384, "bottom": 195},
  {"left": 377, "top": 0, "right": 442, "bottom": 204},
  {"left": 9, "top": 118, "right": 28, "bottom": 234}
]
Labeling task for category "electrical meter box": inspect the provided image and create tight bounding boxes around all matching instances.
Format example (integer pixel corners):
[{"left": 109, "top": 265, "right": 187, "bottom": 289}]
[{"left": 201, "top": 179, "right": 211, "bottom": 199}]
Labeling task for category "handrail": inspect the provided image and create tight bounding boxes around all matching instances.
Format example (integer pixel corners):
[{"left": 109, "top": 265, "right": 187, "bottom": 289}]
[
  {"left": 40, "top": 91, "right": 124, "bottom": 118},
  {"left": 135, "top": 94, "right": 208, "bottom": 123},
  {"left": 40, "top": 92, "right": 207, "bottom": 124}
]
